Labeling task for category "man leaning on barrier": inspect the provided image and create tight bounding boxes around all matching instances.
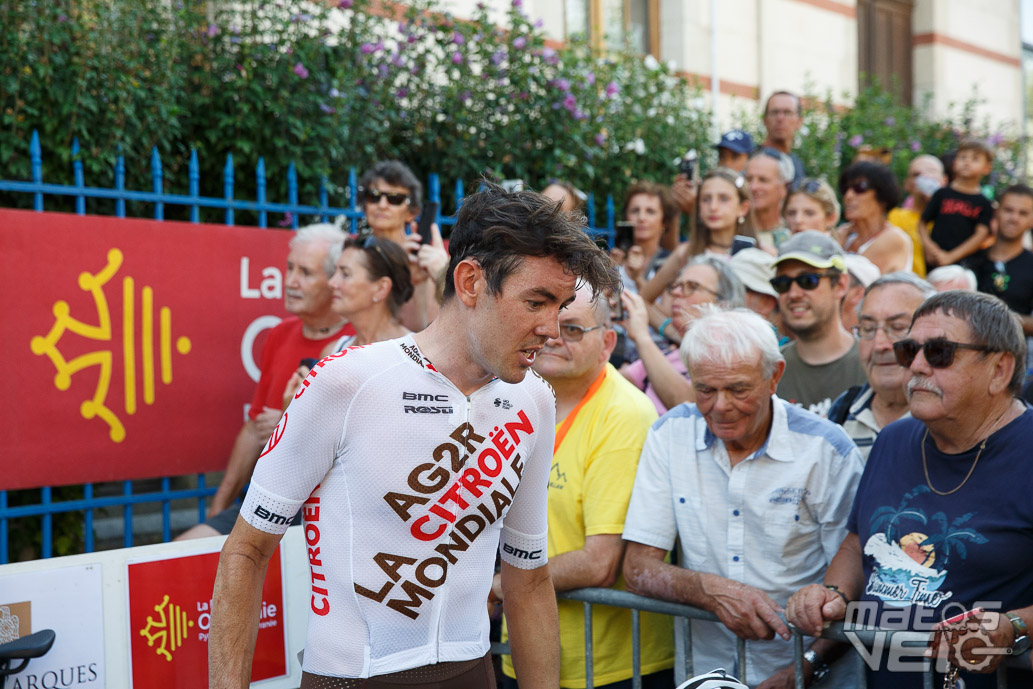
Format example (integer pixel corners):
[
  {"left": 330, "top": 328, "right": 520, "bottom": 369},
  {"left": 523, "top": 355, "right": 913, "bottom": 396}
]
[
  {"left": 786, "top": 290, "right": 1033, "bottom": 688},
  {"left": 622, "top": 306, "right": 863, "bottom": 688}
]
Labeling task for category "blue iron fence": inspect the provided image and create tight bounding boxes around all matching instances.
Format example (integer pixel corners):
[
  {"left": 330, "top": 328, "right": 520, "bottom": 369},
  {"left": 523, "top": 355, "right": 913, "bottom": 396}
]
[{"left": 0, "top": 131, "right": 618, "bottom": 564}]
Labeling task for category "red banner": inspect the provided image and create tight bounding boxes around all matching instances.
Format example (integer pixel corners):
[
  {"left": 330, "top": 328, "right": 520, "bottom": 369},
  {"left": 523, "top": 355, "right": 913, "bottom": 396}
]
[
  {"left": 0, "top": 209, "right": 294, "bottom": 489},
  {"left": 128, "top": 547, "right": 287, "bottom": 687}
]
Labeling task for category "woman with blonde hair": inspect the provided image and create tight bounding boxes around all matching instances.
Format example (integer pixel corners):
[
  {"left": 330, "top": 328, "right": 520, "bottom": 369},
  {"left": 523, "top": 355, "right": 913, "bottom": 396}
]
[{"left": 783, "top": 178, "right": 841, "bottom": 234}]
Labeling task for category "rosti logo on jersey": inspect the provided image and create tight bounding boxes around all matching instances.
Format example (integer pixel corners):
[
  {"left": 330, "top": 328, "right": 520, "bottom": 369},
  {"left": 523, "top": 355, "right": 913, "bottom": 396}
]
[
  {"left": 404, "top": 405, "right": 453, "bottom": 414},
  {"left": 502, "top": 543, "right": 542, "bottom": 560},
  {"left": 354, "top": 408, "right": 537, "bottom": 620}
]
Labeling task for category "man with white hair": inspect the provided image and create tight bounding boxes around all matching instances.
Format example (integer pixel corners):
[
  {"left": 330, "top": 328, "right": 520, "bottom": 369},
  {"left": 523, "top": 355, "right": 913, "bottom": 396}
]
[
  {"left": 622, "top": 306, "right": 863, "bottom": 688},
  {"left": 927, "top": 264, "right": 977, "bottom": 292},
  {"left": 179, "top": 223, "right": 354, "bottom": 539},
  {"left": 746, "top": 149, "right": 794, "bottom": 250}
]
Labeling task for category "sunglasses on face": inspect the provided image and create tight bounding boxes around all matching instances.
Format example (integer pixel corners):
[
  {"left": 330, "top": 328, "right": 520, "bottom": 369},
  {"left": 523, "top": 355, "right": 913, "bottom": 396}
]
[
  {"left": 361, "top": 186, "right": 411, "bottom": 206},
  {"left": 666, "top": 280, "right": 720, "bottom": 297},
  {"left": 558, "top": 323, "right": 605, "bottom": 343},
  {"left": 844, "top": 179, "right": 871, "bottom": 195},
  {"left": 769, "top": 271, "right": 837, "bottom": 294},
  {"left": 892, "top": 337, "right": 997, "bottom": 369}
]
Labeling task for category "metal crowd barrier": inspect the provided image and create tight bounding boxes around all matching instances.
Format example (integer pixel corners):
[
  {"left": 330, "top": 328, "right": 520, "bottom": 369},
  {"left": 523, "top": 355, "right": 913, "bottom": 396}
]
[{"left": 491, "top": 587, "right": 1031, "bottom": 689}]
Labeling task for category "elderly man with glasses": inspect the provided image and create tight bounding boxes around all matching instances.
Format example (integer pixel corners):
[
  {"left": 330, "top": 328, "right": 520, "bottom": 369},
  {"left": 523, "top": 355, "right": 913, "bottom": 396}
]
[
  {"left": 623, "top": 306, "right": 862, "bottom": 688},
  {"left": 787, "top": 290, "right": 1033, "bottom": 688},
  {"left": 495, "top": 284, "right": 674, "bottom": 689},
  {"left": 772, "top": 231, "right": 867, "bottom": 417},
  {"left": 827, "top": 273, "right": 936, "bottom": 460}
]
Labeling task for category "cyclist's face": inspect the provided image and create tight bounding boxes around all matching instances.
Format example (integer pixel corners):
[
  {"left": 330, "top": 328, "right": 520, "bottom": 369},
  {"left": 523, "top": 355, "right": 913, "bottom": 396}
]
[
  {"left": 534, "top": 287, "right": 612, "bottom": 383},
  {"left": 471, "top": 256, "right": 577, "bottom": 384}
]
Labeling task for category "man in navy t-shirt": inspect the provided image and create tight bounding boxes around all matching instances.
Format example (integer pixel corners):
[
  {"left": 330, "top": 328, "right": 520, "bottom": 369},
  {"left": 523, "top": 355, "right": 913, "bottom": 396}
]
[{"left": 786, "top": 291, "right": 1033, "bottom": 688}]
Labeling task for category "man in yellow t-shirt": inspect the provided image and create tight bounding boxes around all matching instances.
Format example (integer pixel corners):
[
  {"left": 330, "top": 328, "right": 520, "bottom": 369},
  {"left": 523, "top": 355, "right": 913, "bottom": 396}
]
[{"left": 495, "top": 286, "right": 673, "bottom": 689}]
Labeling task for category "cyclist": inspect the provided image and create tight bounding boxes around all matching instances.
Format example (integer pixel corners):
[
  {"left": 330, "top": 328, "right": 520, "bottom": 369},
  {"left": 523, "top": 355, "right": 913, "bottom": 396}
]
[{"left": 209, "top": 182, "right": 619, "bottom": 689}]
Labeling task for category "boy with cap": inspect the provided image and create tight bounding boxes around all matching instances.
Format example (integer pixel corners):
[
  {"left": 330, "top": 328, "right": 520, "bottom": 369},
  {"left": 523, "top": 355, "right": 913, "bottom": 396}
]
[{"left": 770, "top": 231, "right": 866, "bottom": 416}]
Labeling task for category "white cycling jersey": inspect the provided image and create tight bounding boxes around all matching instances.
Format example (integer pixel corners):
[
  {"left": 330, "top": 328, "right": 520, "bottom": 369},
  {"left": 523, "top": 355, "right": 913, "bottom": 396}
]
[{"left": 241, "top": 335, "right": 554, "bottom": 679}]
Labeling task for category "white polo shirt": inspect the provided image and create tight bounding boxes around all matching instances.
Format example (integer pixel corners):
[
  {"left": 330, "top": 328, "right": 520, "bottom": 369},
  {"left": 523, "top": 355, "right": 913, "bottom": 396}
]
[{"left": 623, "top": 396, "right": 862, "bottom": 687}]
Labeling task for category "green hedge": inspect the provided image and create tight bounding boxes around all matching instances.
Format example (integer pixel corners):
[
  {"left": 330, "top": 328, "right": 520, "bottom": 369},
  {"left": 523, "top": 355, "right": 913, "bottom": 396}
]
[{"left": 1, "top": 0, "right": 1021, "bottom": 226}]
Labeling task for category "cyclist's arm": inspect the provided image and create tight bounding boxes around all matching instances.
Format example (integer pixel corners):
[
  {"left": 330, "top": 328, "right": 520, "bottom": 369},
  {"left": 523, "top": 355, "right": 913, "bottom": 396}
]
[
  {"left": 209, "top": 518, "right": 283, "bottom": 689},
  {"left": 501, "top": 560, "right": 560, "bottom": 689}
]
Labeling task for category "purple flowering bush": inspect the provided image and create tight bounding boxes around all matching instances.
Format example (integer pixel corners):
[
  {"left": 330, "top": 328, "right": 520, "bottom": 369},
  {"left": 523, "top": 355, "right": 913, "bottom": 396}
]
[
  {"left": 1, "top": 0, "right": 1019, "bottom": 221},
  {"left": 793, "top": 81, "right": 1021, "bottom": 192}
]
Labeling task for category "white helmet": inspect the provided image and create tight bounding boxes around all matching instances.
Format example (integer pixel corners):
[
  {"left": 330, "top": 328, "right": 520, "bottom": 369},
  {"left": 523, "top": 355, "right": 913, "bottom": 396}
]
[{"left": 675, "top": 668, "right": 749, "bottom": 689}]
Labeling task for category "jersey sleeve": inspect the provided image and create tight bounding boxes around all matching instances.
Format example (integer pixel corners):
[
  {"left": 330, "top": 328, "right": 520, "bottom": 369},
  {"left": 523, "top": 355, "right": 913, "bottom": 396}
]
[
  {"left": 241, "top": 351, "right": 358, "bottom": 534},
  {"left": 499, "top": 378, "right": 555, "bottom": 569}
]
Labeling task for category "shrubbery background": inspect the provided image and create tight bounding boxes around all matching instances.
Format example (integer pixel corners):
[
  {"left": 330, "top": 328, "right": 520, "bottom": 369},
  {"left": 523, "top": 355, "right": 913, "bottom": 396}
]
[{"left": 2, "top": 0, "right": 1023, "bottom": 228}]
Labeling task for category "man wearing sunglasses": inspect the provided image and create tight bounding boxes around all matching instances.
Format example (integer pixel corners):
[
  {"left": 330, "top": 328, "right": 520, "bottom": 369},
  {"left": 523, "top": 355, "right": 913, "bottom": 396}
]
[
  {"left": 496, "top": 285, "right": 673, "bottom": 689},
  {"left": 827, "top": 273, "right": 936, "bottom": 461},
  {"left": 772, "top": 231, "right": 866, "bottom": 417},
  {"left": 787, "top": 291, "right": 1033, "bottom": 688}
]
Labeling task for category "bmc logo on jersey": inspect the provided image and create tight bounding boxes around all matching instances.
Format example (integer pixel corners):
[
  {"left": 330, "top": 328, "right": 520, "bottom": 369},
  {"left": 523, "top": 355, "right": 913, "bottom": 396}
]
[
  {"left": 254, "top": 505, "right": 291, "bottom": 525},
  {"left": 402, "top": 392, "right": 449, "bottom": 402},
  {"left": 502, "top": 543, "right": 542, "bottom": 560}
]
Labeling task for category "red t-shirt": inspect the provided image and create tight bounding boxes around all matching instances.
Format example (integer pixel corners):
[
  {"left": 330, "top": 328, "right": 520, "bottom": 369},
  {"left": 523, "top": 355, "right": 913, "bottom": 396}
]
[{"left": 248, "top": 317, "right": 354, "bottom": 419}]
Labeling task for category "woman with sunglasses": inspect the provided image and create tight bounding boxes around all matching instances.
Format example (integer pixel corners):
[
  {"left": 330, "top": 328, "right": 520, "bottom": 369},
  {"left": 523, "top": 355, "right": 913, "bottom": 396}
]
[
  {"left": 281, "top": 236, "right": 413, "bottom": 407},
  {"left": 783, "top": 178, "right": 840, "bottom": 235},
  {"left": 834, "top": 161, "right": 913, "bottom": 274},
  {"left": 357, "top": 161, "right": 448, "bottom": 331}
]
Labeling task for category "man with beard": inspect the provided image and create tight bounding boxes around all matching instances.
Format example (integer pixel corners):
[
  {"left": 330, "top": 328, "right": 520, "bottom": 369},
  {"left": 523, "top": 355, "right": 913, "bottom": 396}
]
[{"left": 771, "top": 231, "right": 866, "bottom": 416}]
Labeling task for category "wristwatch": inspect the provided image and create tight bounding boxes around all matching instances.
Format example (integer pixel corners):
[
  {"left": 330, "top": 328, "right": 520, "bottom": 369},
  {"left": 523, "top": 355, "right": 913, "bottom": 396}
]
[
  {"left": 803, "top": 649, "right": 830, "bottom": 684},
  {"left": 1006, "top": 612, "right": 1031, "bottom": 655}
]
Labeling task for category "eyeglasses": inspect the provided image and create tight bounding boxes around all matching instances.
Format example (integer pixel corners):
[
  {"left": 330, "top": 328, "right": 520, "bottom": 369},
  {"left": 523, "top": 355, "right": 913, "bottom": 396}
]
[
  {"left": 853, "top": 320, "right": 911, "bottom": 342},
  {"left": 769, "top": 271, "right": 837, "bottom": 294},
  {"left": 844, "top": 179, "right": 871, "bottom": 195},
  {"left": 766, "top": 108, "right": 798, "bottom": 119},
  {"left": 892, "top": 337, "right": 997, "bottom": 369},
  {"left": 666, "top": 280, "right": 720, "bottom": 297},
  {"left": 360, "top": 186, "right": 411, "bottom": 206},
  {"left": 558, "top": 323, "right": 605, "bottom": 343}
]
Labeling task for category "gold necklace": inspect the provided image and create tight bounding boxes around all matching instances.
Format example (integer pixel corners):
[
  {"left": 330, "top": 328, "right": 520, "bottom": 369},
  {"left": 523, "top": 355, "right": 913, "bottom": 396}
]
[{"left": 921, "top": 404, "right": 1011, "bottom": 496}]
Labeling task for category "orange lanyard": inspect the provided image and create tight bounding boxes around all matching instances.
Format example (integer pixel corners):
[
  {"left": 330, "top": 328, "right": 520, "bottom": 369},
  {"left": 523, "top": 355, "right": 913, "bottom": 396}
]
[{"left": 554, "top": 368, "right": 608, "bottom": 453}]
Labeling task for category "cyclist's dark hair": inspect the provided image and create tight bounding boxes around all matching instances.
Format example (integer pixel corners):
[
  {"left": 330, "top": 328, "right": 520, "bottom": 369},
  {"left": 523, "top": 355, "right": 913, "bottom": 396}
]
[
  {"left": 343, "top": 236, "right": 414, "bottom": 317},
  {"left": 442, "top": 181, "right": 620, "bottom": 302},
  {"left": 358, "top": 160, "right": 423, "bottom": 210},
  {"left": 911, "top": 290, "right": 1025, "bottom": 395}
]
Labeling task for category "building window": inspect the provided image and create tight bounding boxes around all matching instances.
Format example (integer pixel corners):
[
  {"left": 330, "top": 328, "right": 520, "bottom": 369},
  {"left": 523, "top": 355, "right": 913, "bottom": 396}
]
[
  {"left": 565, "top": 0, "right": 658, "bottom": 56},
  {"left": 857, "top": 0, "right": 914, "bottom": 104}
]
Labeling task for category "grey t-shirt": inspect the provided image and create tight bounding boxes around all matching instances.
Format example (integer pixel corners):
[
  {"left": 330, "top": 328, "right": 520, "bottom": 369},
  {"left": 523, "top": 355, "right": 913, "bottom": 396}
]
[{"left": 777, "top": 338, "right": 866, "bottom": 417}]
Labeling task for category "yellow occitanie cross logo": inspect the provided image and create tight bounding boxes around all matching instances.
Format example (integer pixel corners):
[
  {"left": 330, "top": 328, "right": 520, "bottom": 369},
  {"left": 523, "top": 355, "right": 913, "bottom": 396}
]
[
  {"left": 30, "top": 248, "right": 191, "bottom": 442},
  {"left": 140, "top": 594, "right": 194, "bottom": 662}
]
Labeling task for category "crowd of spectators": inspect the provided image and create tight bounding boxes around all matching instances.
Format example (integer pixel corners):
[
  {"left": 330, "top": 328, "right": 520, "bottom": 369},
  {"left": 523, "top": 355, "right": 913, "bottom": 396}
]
[{"left": 205, "top": 88, "right": 1033, "bottom": 688}]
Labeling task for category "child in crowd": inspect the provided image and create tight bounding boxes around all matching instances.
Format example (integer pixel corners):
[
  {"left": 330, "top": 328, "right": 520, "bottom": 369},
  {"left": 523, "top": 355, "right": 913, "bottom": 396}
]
[
  {"left": 687, "top": 167, "right": 758, "bottom": 258},
  {"left": 919, "top": 139, "right": 995, "bottom": 267},
  {"left": 782, "top": 178, "right": 840, "bottom": 234}
]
